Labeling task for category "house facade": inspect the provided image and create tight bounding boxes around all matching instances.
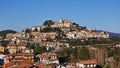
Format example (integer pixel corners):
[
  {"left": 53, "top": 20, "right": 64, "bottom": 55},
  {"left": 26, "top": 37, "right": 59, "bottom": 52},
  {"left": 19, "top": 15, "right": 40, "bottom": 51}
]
[
  {"left": 0, "top": 46, "right": 4, "bottom": 53},
  {"left": 7, "top": 44, "right": 26, "bottom": 53},
  {"left": 39, "top": 52, "right": 59, "bottom": 64},
  {"left": 76, "top": 60, "right": 98, "bottom": 68}
]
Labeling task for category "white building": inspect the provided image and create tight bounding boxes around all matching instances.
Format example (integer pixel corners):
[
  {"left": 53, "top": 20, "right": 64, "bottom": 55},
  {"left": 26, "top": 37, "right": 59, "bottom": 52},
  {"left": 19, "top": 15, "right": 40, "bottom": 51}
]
[
  {"left": 39, "top": 52, "right": 59, "bottom": 65},
  {"left": 76, "top": 60, "right": 98, "bottom": 68}
]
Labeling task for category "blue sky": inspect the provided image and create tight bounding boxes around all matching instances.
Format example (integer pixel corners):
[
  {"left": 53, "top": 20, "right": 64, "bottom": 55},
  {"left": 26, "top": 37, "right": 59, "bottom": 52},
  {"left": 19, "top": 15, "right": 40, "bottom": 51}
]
[{"left": 0, "top": 0, "right": 120, "bottom": 33}]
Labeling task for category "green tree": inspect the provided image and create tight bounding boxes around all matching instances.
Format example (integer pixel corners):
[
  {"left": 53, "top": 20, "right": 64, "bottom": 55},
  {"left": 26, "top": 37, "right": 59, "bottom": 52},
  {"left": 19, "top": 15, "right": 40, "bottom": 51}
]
[
  {"left": 43, "top": 20, "right": 54, "bottom": 27},
  {"left": 34, "top": 45, "right": 47, "bottom": 54},
  {"left": 29, "top": 44, "right": 35, "bottom": 49},
  {"left": 33, "top": 27, "right": 38, "bottom": 32},
  {"left": 72, "top": 22, "right": 79, "bottom": 29},
  {"left": 79, "top": 45, "right": 89, "bottom": 60},
  {"left": 70, "top": 47, "right": 78, "bottom": 62},
  {"left": 40, "top": 27, "right": 63, "bottom": 33},
  {"left": 103, "top": 63, "right": 111, "bottom": 68},
  {"left": 69, "top": 39, "right": 81, "bottom": 46},
  {"left": 25, "top": 28, "right": 31, "bottom": 33},
  {"left": 80, "top": 26, "right": 87, "bottom": 30},
  {"left": 56, "top": 48, "right": 70, "bottom": 58}
]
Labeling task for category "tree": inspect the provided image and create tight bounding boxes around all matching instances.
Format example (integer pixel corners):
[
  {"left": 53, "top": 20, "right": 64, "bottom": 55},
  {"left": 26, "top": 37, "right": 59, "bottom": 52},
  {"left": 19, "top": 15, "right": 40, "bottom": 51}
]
[
  {"left": 46, "top": 37, "right": 53, "bottom": 42},
  {"left": 25, "top": 28, "right": 31, "bottom": 33},
  {"left": 79, "top": 45, "right": 89, "bottom": 60},
  {"left": 43, "top": 20, "right": 54, "bottom": 27},
  {"left": 80, "top": 26, "right": 87, "bottom": 30},
  {"left": 72, "top": 22, "right": 79, "bottom": 28},
  {"left": 103, "top": 63, "right": 111, "bottom": 68},
  {"left": 34, "top": 45, "right": 47, "bottom": 54},
  {"left": 29, "top": 44, "right": 35, "bottom": 49},
  {"left": 40, "top": 27, "right": 63, "bottom": 33},
  {"left": 56, "top": 48, "right": 70, "bottom": 58},
  {"left": 69, "top": 39, "right": 81, "bottom": 46},
  {"left": 33, "top": 27, "right": 38, "bottom": 32},
  {"left": 70, "top": 47, "right": 78, "bottom": 62}
]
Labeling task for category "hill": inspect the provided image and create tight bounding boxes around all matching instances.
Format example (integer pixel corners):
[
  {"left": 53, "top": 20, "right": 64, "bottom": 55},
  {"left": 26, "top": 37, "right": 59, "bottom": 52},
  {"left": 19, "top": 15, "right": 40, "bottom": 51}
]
[
  {"left": 0, "top": 30, "right": 17, "bottom": 37},
  {"left": 108, "top": 32, "right": 120, "bottom": 37},
  {"left": 97, "top": 30, "right": 120, "bottom": 37}
]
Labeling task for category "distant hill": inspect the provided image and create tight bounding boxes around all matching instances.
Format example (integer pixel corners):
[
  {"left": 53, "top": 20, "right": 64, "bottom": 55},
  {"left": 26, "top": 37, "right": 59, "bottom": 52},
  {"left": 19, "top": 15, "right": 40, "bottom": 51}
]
[
  {"left": 97, "top": 30, "right": 120, "bottom": 37},
  {"left": 0, "top": 30, "right": 17, "bottom": 37},
  {"left": 108, "top": 32, "right": 120, "bottom": 37}
]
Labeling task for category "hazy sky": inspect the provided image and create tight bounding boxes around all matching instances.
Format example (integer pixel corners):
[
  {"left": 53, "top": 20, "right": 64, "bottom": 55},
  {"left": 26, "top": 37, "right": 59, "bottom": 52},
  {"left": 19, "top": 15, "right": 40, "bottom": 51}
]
[{"left": 0, "top": 0, "right": 120, "bottom": 33}]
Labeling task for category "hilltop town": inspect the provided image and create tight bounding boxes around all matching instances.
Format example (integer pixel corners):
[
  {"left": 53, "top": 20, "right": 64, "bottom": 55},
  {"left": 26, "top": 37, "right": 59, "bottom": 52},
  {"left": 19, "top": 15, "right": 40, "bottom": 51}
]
[
  {"left": 0, "top": 18, "right": 120, "bottom": 68},
  {"left": 5, "top": 18, "right": 110, "bottom": 43}
]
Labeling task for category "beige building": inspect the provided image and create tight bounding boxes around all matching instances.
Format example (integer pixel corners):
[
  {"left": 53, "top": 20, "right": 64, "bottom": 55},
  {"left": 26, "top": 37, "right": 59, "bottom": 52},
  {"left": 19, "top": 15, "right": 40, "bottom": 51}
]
[
  {"left": 51, "top": 18, "right": 73, "bottom": 28},
  {"left": 0, "top": 46, "right": 4, "bottom": 53},
  {"left": 7, "top": 44, "right": 26, "bottom": 53},
  {"left": 3, "top": 53, "right": 34, "bottom": 64}
]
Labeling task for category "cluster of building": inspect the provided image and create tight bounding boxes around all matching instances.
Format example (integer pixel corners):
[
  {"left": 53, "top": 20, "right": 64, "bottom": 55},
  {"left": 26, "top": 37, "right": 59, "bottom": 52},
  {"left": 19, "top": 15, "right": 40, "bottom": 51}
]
[
  {"left": 40, "top": 42, "right": 69, "bottom": 51},
  {"left": 0, "top": 43, "right": 56, "bottom": 68},
  {"left": 66, "top": 30, "right": 110, "bottom": 39},
  {"left": 4, "top": 18, "right": 110, "bottom": 45},
  {"left": 26, "top": 18, "right": 110, "bottom": 40},
  {"left": 0, "top": 18, "right": 110, "bottom": 68},
  {"left": 0, "top": 43, "right": 98, "bottom": 68},
  {"left": 6, "top": 32, "right": 57, "bottom": 43}
]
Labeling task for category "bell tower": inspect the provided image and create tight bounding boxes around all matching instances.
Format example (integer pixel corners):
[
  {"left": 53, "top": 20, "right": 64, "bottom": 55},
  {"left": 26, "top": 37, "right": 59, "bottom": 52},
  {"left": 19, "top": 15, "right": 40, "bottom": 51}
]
[{"left": 60, "top": 17, "right": 63, "bottom": 23}]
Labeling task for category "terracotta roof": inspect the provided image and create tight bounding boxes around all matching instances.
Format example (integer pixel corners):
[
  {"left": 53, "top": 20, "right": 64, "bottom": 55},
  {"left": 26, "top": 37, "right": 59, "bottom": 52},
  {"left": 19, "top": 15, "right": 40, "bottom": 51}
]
[
  {"left": 66, "top": 62, "right": 75, "bottom": 65},
  {"left": 48, "top": 52, "right": 57, "bottom": 56},
  {"left": 16, "top": 63, "right": 31, "bottom": 68},
  {"left": 67, "top": 62, "right": 76, "bottom": 66},
  {"left": 7, "top": 53, "right": 22, "bottom": 56},
  {"left": 40, "top": 55, "right": 48, "bottom": 60},
  {"left": 8, "top": 44, "right": 17, "bottom": 46},
  {"left": 16, "top": 60, "right": 34, "bottom": 65},
  {"left": 16, "top": 61, "right": 45, "bottom": 68},
  {"left": 40, "top": 52, "right": 57, "bottom": 60},
  {"left": 78, "top": 60, "right": 98, "bottom": 65},
  {"left": 5, "top": 53, "right": 34, "bottom": 61},
  {"left": 7, "top": 44, "right": 26, "bottom": 46},
  {"left": 7, "top": 58, "right": 23, "bottom": 60},
  {"left": 18, "top": 44, "right": 26, "bottom": 46},
  {"left": 2, "top": 62, "right": 14, "bottom": 68},
  {"left": 34, "top": 62, "right": 45, "bottom": 68}
]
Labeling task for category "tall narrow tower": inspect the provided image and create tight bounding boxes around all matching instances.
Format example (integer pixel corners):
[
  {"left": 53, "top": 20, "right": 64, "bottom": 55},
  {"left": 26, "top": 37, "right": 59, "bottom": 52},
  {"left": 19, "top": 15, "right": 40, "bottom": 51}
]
[{"left": 60, "top": 17, "right": 63, "bottom": 23}]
